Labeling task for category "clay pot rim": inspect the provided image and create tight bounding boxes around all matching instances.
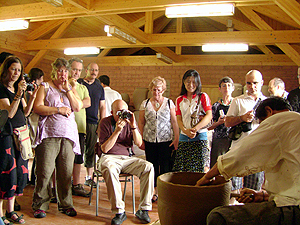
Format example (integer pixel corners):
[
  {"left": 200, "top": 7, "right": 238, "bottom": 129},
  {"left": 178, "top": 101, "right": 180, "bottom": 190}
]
[{"left": 158, "top": 172, "right": 231, "bottom": 189}]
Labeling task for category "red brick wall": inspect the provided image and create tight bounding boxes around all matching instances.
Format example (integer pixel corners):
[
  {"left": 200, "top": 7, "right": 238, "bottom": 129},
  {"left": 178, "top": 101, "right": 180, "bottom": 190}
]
[{"left": 97, "top": 65, "right": 299, "bottom": 103}]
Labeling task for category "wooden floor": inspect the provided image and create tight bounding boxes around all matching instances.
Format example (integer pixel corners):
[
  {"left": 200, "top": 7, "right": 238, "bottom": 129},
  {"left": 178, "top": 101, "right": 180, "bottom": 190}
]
[{"left": 7, "top": 159, "right": 160, "bottom": 225}]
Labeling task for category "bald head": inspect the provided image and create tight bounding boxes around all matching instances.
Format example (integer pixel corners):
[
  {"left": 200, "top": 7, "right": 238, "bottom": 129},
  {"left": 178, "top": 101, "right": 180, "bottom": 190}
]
[
  {"left": 112, "top": 99, "right": 128, "bottom": 121},
  {"left": 268, "top": 78, "right": 286, "bottom": 97},
  {"left": 245, "top": 70, "right": 264, "bottom": 97}
]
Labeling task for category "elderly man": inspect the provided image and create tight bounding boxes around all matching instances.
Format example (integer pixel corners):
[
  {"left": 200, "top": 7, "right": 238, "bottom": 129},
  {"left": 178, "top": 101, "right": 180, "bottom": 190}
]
[
  {"left": 69, "top": 58, "right": 91, "bottom": 197},
  {"left": 78, "top": 62, "right": 106, "bottom": 188},
  {"left": 268, "top": 77, "right": 288, "bottom": 98},
  {"left": 225, "top": 70, "right": 266, "bottom": 192},
  {"left": 287, "top": 67, "right": 300, "bottom": 112},
  {"left": 98, "top": 99, "right": 154, "bottom": 225},
  {"left": 196, "top": 97, "right": 299, "bottom": 225}
]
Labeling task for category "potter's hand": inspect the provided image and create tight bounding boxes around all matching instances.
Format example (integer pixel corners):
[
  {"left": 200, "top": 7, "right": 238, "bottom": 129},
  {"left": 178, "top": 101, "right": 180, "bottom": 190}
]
[{"left": 195, "top": 175, "right": 214, "bottom": 186}]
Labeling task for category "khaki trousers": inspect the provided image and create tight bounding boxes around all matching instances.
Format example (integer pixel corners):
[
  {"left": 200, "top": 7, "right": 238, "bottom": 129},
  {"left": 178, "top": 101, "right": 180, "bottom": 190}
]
[
  {"left": 32, "top": 137, "right": 75, "bottom": 211},
  {"left": 99, "top": 154, "right": 154, "bottom": 214}
]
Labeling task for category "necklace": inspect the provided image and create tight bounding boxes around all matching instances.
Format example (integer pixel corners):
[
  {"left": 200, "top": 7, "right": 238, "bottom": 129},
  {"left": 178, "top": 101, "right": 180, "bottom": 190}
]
[
  {"left": 221, "top": 98, "right": 232, "bottom": 106},
  {"left": 155, "top": 102, "right": 160, "bottom": 108}
]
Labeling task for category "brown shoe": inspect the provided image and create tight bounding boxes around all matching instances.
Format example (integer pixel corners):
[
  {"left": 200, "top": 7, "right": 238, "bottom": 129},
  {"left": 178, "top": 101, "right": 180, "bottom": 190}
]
[{"left": 72, "top": 184, "right": 90, "bottom": 197}]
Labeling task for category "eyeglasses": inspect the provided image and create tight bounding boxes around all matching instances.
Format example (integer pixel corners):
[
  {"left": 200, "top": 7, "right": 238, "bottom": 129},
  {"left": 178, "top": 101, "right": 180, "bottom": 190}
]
[{"left": 88, "top": 69, "right": 98, "bottom": 72}]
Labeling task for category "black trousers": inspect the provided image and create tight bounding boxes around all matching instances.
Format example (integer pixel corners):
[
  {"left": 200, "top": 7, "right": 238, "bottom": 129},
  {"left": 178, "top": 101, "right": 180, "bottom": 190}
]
[{"left": 144, "top": 140, "right": 173, "bottom": 187}]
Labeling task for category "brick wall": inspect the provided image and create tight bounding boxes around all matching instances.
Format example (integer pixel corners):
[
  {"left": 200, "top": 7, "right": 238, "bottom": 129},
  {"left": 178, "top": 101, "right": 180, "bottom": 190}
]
[{"left": 97, "top": 65, "right": 299, "bottom": 103}]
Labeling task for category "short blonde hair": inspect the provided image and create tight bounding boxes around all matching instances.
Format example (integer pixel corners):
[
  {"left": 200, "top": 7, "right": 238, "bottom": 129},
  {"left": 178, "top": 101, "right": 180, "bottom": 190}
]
[
  {"left": 148, "top": 76, "right": 166, "bottom": 91},
  {"left": 50, "top": 58, "right": 70, "bottom": 80}
]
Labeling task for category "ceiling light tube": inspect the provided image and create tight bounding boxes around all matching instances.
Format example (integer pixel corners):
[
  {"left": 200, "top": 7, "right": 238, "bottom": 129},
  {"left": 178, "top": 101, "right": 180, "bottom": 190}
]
[
  {"left": 165, "top": 3, "right": 235, "bottom": 18},
  {"left": 107, "top": 26, "right": 136, "bottom": 44},
  {"left": 156, "top": 53, "right": 173, "bottom": 64},
  {"left": 0, "top": 20, "right": 29, "bottom": 31},
  {"left": 202, "top": 43, "right": 248, "bottom": 52},
  {"left": 64, "top": 47, "right": 100, "bottom": 55}
]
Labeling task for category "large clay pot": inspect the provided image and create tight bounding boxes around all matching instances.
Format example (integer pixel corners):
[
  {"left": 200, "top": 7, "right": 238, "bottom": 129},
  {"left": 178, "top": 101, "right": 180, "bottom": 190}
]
[{"left": 157, "top": 172, "right": 231, "bottom": 225}]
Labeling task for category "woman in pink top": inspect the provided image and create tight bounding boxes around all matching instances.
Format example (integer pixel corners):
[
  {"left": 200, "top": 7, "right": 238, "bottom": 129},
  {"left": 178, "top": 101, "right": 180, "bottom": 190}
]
[{"left": 32, "top": 58, "right": 82, "bottom": 219}]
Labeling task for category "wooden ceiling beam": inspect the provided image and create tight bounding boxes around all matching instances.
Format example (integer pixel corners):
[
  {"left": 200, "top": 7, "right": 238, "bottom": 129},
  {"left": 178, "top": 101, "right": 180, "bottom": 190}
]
[
  {"left": 153, "top": 17, "right": 172, "bottom": 33},
  {"left": 239, "top": 7, "right": 300, "bottom": 65},
  {"left": 176, "top": 18, "right": 182, "bottom": 55},
  {"left": 0, "top": 0, "right": 274, "bottom": 22},
  {"left": 132, "top": 11, "right": 165, "bottom": 28},
  {"left": 27, "top": 20, "right": 65, "bottom": 41},
  {"left": 64, "top": 0, "right": 90, "bottom": 10},
  {"left": 21, "top": 30, "right": 300, "bottom": 50},
  {"left": 275, "top": 0, "right": 300, "bottom": 26},
  {"left": 251, "top": 5, "right": 300, "bottom": 28},
  {"left": 145, "top": 12, "right": 153, "bottom": 34},
  {"left": 82, "top": 54, "right": 295, "bottom": 67},
  {"left": 25, "top": 18, "right": 75, "bottom": 72}
]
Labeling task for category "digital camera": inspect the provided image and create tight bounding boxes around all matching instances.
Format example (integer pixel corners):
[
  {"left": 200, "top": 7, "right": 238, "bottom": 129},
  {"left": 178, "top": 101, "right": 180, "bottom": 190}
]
[
  {"left": 117, "top": 109, "right": 132, "bottom": 120},
  {"left": 23, "top": 74, "right": 35, "bottom": 92}
]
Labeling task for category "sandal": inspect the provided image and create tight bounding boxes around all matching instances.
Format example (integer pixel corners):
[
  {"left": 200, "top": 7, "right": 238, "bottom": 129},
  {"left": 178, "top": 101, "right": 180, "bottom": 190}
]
[
  {"left": 5, "top": 211, "right": 25, "bottom": 224},
  {"left": 152, "top": 194, "right": 158, "bottom": 203},
  {"left": 1, "top": 217, "right": 13, "bottom": 225}
]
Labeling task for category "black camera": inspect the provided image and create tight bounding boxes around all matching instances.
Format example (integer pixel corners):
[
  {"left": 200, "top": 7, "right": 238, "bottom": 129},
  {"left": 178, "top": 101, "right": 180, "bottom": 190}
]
[
  {"left": 23, "top": 74, "right": 35, "bottom": 92},
  {"left": 117, "top": 109, "right": 132, "bottom": 120}
]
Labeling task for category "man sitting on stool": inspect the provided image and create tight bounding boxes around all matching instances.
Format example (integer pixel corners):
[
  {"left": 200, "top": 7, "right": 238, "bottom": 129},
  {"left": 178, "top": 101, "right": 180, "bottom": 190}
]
[
  {"left": 196, "top": 97, "right": 300, "bottom": 224},
  {"left": 98, "top": 99, "right": 154, "bottom": 225}
]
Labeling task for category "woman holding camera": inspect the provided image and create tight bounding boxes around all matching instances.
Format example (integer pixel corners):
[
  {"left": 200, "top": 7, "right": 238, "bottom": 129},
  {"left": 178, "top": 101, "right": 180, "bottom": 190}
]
[
  {"left": 172, "top": 69, "right": 212, "bottom": 173},
  {"left": 138, "top": 76, "right": 179, "bottom": 202},
  {"left": 32, "top": 58, "right": 82, "bottom": 218},
  {"left": 0, "top": 56, "right": 38, "bottom": 224}
]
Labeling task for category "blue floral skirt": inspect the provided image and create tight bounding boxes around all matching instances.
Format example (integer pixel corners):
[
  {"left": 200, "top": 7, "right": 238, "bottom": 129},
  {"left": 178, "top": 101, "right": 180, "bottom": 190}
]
[{"left": 172, "top": 140, "right": 208, "bottom": 173}]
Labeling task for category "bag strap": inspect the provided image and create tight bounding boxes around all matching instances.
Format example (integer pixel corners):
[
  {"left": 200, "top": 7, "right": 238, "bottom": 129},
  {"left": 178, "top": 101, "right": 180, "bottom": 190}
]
[{"left": 145, "top": 98, "right": 150, "bottom": 107}]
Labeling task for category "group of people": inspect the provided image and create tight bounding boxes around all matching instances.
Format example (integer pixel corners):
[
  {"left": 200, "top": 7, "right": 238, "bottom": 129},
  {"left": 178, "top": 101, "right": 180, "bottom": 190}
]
[{"left": 0, "top": 49, "right": 300, "bottom": 225}]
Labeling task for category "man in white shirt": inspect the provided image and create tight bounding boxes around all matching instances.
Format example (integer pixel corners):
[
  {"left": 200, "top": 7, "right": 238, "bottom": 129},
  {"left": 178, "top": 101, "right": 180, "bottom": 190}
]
[
  {"left": 268, "top": 77, "right": 289, "bottom": 98},
  {"left": 197, "top": 97, "right": 299, "bottom": 224},
  {"left": 225, "top": 70, "right": 266, "bottom": 191},
  {"left": 99, "top": 75, "right": 122, "bottom": 117}
]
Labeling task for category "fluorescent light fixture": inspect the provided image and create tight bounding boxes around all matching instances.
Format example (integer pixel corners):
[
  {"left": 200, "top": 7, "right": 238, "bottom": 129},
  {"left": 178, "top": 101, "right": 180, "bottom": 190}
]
[
  {"left": 202, "top": 43, "right": 248, "bottom": 52},
  {"left": 0, "top": 20, "right": 29, "bottom": 31},
  {"left": 42, "top": 0, "right": 63, "bottom": 7},
  {"left": 104, "top": 25, "right": 112, "bottom": 36},
  {"left": 156, "top": 53, "right": 173, "bottom": 64},
  {"left": 64, "top": 47, "right": 100, "bottom": 55},
  {"left": 105, "top": 26, "right": 136, "bottom": 44},
  {"left": 165, "top": 3, "right": 235, "bottom": 18}
]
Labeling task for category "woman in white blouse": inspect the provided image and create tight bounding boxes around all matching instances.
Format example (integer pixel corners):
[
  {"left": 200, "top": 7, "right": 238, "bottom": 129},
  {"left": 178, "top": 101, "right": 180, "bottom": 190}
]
[{"left": 138, "top": 76, "right": 179, "bottom": 202}]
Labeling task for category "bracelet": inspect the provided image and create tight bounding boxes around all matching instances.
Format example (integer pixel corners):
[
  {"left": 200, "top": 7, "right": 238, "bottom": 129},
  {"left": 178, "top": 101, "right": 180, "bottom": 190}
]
[
  {"left": 239, "top": 116, "right": 243, "bottom": 122},
  {"left": 66, "top": 89, "right": 71, "bottom": 93},
  {"left": 130, "top": 127, "right": 137, "bottom": 130},
  {"left": 57, "top": 107, "right": 60, "bottom": 114}
]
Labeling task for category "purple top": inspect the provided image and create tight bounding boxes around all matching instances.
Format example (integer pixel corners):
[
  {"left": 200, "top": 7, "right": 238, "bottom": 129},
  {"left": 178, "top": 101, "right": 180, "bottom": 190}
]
[{"left": 34, "top": 82, "right": 80, "bottom": 154}]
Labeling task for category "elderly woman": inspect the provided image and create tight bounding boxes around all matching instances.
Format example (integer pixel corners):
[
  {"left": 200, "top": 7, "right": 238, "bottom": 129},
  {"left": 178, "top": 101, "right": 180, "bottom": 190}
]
[
  {"left": 138, "top": 76, "right": 179, "bottom": 202},
  {"left": 0, "top": 56, "right": 38, "bottom": 225},
  {"left": 173, "top": 69, "right": 212, "bottom": 173},
  {"left": 32, "top": 58, "right": 82, "bottom": 218}
]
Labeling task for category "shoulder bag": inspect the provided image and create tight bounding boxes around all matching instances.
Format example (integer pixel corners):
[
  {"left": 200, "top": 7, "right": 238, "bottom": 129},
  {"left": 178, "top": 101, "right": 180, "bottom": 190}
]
[
  {"left": 13, "top": 124, "right": 33, "bottom": 160},
  {"left": 190, "top": 93, "right": 213, "bottom": 129}
]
